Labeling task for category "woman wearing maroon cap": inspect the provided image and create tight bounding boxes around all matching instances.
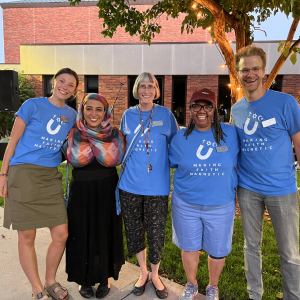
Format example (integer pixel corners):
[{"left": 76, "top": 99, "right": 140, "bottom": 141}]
[{"left": 169, "top": 88, "right": 239, "bottom": 300}]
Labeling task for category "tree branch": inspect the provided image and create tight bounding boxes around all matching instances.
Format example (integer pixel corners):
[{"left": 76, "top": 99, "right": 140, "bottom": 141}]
[{"left": 264, "top": 16, "right": 300, "bottom": 89}]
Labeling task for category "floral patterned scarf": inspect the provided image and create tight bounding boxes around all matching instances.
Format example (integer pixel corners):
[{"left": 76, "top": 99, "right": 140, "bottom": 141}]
[{"left": 62, "top": 93, "right": 125, "bottom": 168}]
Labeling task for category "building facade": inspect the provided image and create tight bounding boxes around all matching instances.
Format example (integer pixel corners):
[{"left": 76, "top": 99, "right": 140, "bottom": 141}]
[{"left": 0, "top": 0, "right": 299, "bottom": 126}]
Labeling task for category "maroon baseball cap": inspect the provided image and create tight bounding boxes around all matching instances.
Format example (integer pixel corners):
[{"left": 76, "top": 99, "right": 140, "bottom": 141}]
[{"left": 190, "top": 88, "right": 217, "bottom": 106}]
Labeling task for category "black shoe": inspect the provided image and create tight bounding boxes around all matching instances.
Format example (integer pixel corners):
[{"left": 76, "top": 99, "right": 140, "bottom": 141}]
[
  {"left": 133, "top": 274, "right": 149, "bottom": 296},
  {"left": 79, "top": 286, "right": 94, "bottom": 299},
  {"left": 152, "top": 277, "right": 168, "bottom": 299},
  {"left": 96, "top": 285, "right": 110, "bottom": 299}
]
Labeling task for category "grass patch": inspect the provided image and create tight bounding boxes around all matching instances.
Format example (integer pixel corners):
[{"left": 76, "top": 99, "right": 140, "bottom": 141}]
[{"left": 1, "top": 163, "right": 299, "bottom": 299}]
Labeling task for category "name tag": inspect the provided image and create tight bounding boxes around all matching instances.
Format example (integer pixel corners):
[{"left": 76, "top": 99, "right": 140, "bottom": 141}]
[
  {"left": 60, "top": 116, "right": 69, "bottom": 123},
  {"left": 262, "top": 118, "right": 276, "bottom": 127},
  {"left": 153, "top": 120, "right": 163, "bottom": 126},
  {"left": 216, "top": 146, "right": 228, "bottom": 153}
]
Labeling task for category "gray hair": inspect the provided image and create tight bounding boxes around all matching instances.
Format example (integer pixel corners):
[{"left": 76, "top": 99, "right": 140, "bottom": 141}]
[{"left": 132, "top": 72, "right": 160, "bottom": 100}]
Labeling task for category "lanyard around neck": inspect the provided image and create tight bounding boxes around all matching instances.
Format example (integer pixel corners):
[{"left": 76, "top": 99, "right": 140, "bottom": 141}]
[{"left": 138, "top": 105, "right": 154, "bottom": 171}]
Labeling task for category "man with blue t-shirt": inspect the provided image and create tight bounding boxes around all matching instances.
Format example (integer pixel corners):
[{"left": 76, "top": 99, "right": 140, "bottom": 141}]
[{"left": 231, "top": 44, "right": 300, "bottom": 300}]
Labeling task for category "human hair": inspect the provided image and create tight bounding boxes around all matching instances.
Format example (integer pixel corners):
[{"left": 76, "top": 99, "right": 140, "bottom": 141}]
[
  {"left": 184, "top": 107, "right": 227, "bottom": 145},
  {"left": 52, "top": 68, "right": 80, "bottom": 89},
  {"left": 235, "top": 44, "right": 267, "bottom": 71},
  {"left": 132, "top": 72, "right": 160, "bottom": 100}
]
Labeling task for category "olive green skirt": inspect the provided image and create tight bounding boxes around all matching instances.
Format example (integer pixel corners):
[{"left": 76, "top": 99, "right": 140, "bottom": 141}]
[{"left": 3, "top": 164, "right": 68, "bottom": 230}]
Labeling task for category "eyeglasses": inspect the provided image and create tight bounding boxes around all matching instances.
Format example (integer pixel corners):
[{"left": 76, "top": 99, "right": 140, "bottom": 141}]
[
  {"left": 238, "top": 67, "right": 263, "bottom": 76},
  {"left": 139, "top": 84, "right": 155, "bottom": 91},
  {"left": 191, "top": 104, "right": 213, "bottom": 112}
]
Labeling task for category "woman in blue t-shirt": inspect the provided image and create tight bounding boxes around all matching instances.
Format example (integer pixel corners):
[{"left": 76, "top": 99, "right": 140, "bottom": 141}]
[
  {"left": 0, "top": 68, "right": 79, "bottom": 300},
  {"left": 118, "top": 72, "right": 178, "bottom": 299},
  {"left": 169, "top": 89, "right": 239, "bottom": 300}
]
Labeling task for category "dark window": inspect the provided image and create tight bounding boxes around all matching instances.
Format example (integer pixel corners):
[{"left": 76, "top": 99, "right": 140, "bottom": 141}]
[
  {"left": 43, "top": 75, "right": 53, "bottom": 98},
  {"left": 85, "top": 75, "right": 99, "bottom": 93},
  {"left": 218, "top": 75, "right": 231, "bottom": 122},
  {"left": 269, "top": 75, "right": 283, "bottom": 92},
  {"left": 128, "top": 75, "right": 164, "bottom": 107},
  {"left": 172, "top": 76, "right": 186, "bottom": 126}
]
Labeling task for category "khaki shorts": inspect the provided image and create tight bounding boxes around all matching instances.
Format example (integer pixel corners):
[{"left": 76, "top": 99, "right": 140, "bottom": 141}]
[{"left": 3, "top": 164, "right": 68, "bottom": 230}]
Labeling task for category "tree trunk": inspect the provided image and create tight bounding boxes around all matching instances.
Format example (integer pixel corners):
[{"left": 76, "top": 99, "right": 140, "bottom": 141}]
[{"left": 196, "top": 0, "right": 244, "bottom": 104}]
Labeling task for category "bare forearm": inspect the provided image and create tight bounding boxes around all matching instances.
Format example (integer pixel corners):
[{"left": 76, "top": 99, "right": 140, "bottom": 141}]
[{"left": 0, "top": 140, "right": 18, "bottom": 174}]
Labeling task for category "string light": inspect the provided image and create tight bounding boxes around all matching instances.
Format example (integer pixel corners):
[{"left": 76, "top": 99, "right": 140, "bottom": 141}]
[
  {"left": 208, "top": 40, "right": 213, "bottom": 44},
  {"left": 228, "top": 40, "right": 232, "bottom": 44},
  {"left": 228, "top": 83, "right": 231, "bottom": 87},
  {"left": 220, "top": 64, "right": 226, "bottom": 69},
  {"left": 197, "top": 12, "right": 202, "bottom": 18},
  {"left": 207, "top": 26, "right": 211, "bottom": 31},
  {"left": 237, "top": 87, "right": 241, "bottom": 91},
  {"left": 192, "top": 3, "right": 197, "bottom": 9}
]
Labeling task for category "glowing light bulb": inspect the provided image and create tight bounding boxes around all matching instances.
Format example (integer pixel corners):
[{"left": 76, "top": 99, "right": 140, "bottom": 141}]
[
  {"left": 208, "top": 40, "right": 213, "bottom": 44},
  {"left": 192, "top": 3, "right": 197, "bottom": 9},
  {"left": 237, "top": 87, "right": 241, "bottom": 91},
  {"left": 228, "top": 83, "right": 231, "bottom": 87},
  {"left": 228, "top": 40, "right": 232, "bottom": 44},
  {"left": 207, "top": 26, "right": 211, "bottom": 31},
  {"left": 197, "top": 12, "right": 202, "bottom": 17},
  {"left": 220, "top": 64, "right": 226, "bottom": 69}
]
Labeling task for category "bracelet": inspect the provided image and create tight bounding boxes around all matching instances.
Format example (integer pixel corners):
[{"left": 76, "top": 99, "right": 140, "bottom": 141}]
[{"left": 0, "top": 173, "right": 8, "bottom": 176}]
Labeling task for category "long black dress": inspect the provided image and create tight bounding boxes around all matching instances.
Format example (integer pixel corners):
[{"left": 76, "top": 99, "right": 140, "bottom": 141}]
[{"left": 66, "top": 158, "right": 124, "bottom": 286}]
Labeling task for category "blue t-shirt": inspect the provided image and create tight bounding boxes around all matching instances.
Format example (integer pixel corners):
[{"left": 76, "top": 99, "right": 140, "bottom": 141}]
[
  {"left": 10, "top": 97, "right": 76, "bottom": 167},
  {"left": 119, "top": 104, "right": 179, "bottom": 196},
  {"left": 169, "top": 123, "right": 239, "bottom": 205},
  {"left": 231, "top": 89, "right": 300, "bottom": 196}
]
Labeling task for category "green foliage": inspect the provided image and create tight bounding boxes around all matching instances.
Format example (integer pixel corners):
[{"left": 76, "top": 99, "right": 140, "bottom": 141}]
[
  {"left": 277, "top": 40, "right": 300, "bottom": 65},
  {"left": 0, "top": 72, "right": 36, "bottom": 138},
  {"left": 68, "top": 0, "right": 299, "bottom": 46}
]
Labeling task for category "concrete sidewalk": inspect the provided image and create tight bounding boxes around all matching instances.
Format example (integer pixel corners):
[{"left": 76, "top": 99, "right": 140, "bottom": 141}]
[{"left": 0, "top": 207, "right": 205, "bottom": 300}]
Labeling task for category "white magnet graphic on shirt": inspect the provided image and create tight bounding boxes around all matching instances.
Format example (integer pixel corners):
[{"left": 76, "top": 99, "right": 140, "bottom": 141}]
[
  {"left": 244, "top": 118, "right": 258, "bottom": 135},
  {"left": 46, "top": 119, "right": 61, "bottom": 135},
  {"left": 196, "top": 145, "right": 213, "bottom": 160}
]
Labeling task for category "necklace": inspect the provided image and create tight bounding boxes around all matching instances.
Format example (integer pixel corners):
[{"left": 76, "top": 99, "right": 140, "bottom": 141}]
[{"left": 138, "top": 105, "right": 154, "bottom": 173}]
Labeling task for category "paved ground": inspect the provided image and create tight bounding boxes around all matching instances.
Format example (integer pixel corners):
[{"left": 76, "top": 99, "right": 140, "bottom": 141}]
[{"left": 0, "top": 207, "right": 205, "bottom": 300}]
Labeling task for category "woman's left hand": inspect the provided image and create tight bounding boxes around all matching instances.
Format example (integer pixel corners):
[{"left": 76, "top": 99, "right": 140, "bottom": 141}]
[{"left": 0, "top": 175, "right": 7, "bottom": 197}]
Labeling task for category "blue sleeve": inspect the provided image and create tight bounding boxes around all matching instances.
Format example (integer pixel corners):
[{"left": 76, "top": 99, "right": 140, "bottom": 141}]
[
  {"left": 168, "top": 132, "right": 182, "bottom": 169},
  {"left": 15, "top": 98, "right": 36, "bottom": 125},
  {"left": 119, "top": 112, "right": 125, "bottom": 134},
  {"left": 284, "top": 96, "right": 300, "bottom": 136},
  {"left": 167, "top": 110, "right": 179, "bottom": 144}
]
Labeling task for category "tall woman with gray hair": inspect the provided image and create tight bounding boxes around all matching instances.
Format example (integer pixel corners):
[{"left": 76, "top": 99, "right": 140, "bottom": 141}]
[{"left": 118, "top": 72, "right": 178, "bottom": 299}]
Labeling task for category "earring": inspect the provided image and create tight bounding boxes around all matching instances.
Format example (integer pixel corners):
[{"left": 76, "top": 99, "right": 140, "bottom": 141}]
[{"left": 212, "top": 120, "right": 214, "bottom": 123}]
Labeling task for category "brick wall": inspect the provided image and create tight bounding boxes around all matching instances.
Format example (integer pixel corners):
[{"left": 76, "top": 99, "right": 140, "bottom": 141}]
[
  {"left": 98, "top": 75, "right": 128, "bottom": 127},
  {"left": 3, "top": 5, "right": 235, "bottom": 63},
  {"left": 27, "top": 75, "right": 43, "bottom": 97},
  {"left": 185, "top": 75, "right": 219, "bottom": 126},
  {"left": 282, "top": 75, "right": 300, "bottom": 101},
  {"left": 164, "top": 76, "right": 172, "bottom": 110}
]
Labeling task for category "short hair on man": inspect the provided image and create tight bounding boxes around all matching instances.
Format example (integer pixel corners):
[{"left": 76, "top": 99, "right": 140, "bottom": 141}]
[
  {"left": 133, "top": 72, "right": 161, "bottom": 100},
  {"left": 235, "top": 44, "right": 267, "bottom": 71}
]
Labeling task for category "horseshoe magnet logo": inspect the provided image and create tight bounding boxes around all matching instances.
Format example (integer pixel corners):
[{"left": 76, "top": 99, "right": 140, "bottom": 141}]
[
  {"left": 244, "top": 118, "right": 258, "bottom": 135},
  {"left": 46, "top": 119, "right": 61, "bottom": 135},
  {"left": 196, "top": 145, "right": 213, "bottom": 160}
]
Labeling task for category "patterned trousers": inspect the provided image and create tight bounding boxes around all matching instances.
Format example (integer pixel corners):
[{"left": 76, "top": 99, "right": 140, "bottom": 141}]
[{"left": 119, "top": 189, "right": 168, "bottom": 265}]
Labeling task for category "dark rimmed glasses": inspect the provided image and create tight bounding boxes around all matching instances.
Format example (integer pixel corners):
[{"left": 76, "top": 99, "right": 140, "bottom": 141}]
[{"left": 191, "top": 104, "right": 214, "bottom": 112}]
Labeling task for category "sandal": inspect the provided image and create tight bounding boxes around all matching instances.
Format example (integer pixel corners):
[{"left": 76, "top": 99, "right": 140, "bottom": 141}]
[
  {"left": 32, "top": 289, "right": 52, "bottom": 300},
  {"left": 46, "top": 282, "right": 69, "bottom": 300}
]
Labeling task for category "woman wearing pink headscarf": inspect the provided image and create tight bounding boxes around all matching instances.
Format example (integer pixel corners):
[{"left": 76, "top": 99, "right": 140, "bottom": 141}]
[{"left": 62, "top": 93, "right": 125, "bottom": 299}]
